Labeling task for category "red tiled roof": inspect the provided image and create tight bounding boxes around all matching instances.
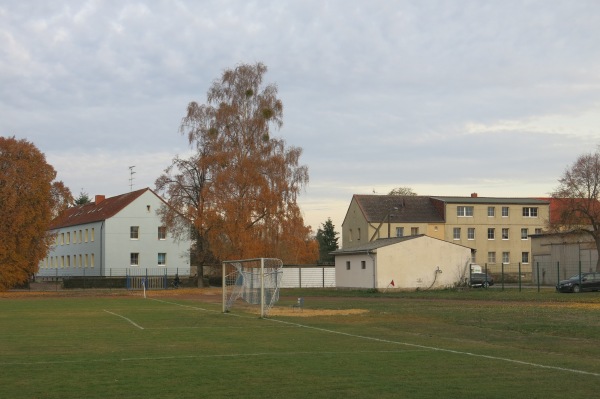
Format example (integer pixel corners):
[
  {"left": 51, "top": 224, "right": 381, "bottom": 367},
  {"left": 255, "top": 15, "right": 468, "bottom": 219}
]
[
  {"left": 539, "top": 197, "right": 600, "bottom": 225},
  {"left": 49, "top": 188, "right": 151, "bottom": 230}
]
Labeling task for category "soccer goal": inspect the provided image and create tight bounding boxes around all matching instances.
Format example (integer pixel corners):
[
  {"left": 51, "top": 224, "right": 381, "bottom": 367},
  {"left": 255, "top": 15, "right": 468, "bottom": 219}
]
[{"left": 222, "top": 258, "right": 284, "bottom": 317}]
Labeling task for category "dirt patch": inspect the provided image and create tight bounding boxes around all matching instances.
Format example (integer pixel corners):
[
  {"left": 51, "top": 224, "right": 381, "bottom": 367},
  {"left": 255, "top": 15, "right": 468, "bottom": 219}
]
[{"left": 267, "top": 307, "right": 368, "bottom": 317}]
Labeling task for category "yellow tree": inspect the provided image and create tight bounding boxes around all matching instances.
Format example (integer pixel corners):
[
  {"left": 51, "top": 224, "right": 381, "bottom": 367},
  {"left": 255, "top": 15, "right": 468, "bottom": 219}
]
[
  {"left": 156, "top": 62, "right": 316, "bottom": 279},
  {"left": 0, "top": 137, "right": 70, "bottom": 290}
]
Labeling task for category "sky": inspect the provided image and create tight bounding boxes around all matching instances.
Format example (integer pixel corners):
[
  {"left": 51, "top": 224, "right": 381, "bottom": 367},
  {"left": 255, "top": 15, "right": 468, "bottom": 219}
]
[{"left": 2, "top": 0, "right": 600, "bottom": 233}]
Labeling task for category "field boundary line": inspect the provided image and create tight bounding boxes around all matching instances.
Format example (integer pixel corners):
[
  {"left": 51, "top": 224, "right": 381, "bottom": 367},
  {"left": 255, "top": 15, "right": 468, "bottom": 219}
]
[
  {"left": 149, "top": 298, "right": 227, "bottom": 314},
  {"left": 103, "top": 310, "right": 144, "bottom": 330},
  {"left": 267, "top": 318, "right": 600, "bottom": 377},
  {"left": 142, "top": 299, "right": 600, "bottom": 377}
]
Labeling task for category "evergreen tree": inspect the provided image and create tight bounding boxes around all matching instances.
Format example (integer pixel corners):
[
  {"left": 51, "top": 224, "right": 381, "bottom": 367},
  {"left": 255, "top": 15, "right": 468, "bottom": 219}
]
[{"left": 316, "top": 218, "right": 339, "bottom": 264}]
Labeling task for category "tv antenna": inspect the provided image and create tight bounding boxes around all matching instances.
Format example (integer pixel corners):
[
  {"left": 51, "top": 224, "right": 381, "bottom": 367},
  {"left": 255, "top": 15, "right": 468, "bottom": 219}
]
[{"left": 128, "top": 165, "right": 136, "bottom": 191}]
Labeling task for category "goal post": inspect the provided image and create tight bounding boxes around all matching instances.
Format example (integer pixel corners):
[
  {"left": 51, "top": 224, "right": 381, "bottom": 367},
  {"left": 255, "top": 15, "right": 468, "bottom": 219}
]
[{"left": 222, "top": 258, "right": 284, "bottom": 317}]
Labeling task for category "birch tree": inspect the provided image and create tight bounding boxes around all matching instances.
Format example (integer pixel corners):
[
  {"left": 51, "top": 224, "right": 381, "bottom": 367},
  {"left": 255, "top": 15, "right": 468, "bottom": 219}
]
[{"left": 156, "top": 63, "right": 316, "bottom": 281}]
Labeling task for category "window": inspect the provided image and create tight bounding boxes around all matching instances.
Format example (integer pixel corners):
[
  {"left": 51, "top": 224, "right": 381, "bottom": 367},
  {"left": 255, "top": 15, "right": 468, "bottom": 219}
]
[
  {"left": 66, "top": 255, "right": 70, "bottom": 268},
  {"left": 346, "top": 261, "right": 351, "bottom": 270},
  {"left": 521, "top": 228, "right": 528, "bottom": 240},
  {"left": 487, "top": 228, "right": 495, "bottom": 240},
  {"left": 357, "top": 228, "right": 361, "bottom": 240},
  {"left": 453, "top": 228, "right": 461, "bottom": 240},
  {"left": 349, "top": 229, "right": 353, "bottom": 242},
  {"left": 60, "top": 233, "right": 64, "bottom": 245},
  {"left": 91, "top": 254, "right": 95, "bottom": 268},
  {"left": 158, "top": 226, "right": 167, "bottom": 240},
  {"left": 361, "top": 260, "right": 366, "bottom": 270},
  {"left": 79, "top": 230, "right": 82, "bottom": 243},
  {"left": 523, "top": 207, "right": 538, "bottom": 217},
  {"left": 487, "top": 207, "right": 495, "bottom": 217},
  {"left": 158, "top": 253, "right": 166, "bottom": 266},
  {"left": 522, "top": 252, "right": 529, "bottom": 264},
  {"left": 411, "top": 227, "right": 419, "bottom": 235},
  {"left": 91, "top": 228, "right": 95, "bottom": 242},
  {"left": 85, "top": 229, "right": 88, "bottom": 243},
  {"left": 502, "top": 228, "right": 509, "bottom": 240},
  {"left": 502, "top": 252, "right": 510, "bottom": 264},
  {"left": 396, "top": 227, "right": 404, "bottom": 237},
  {"left": 85, "top": 254, "right": 89, "bottom": 268},
  {"left": 457, "top": 206, "right": 474, "bottom": 217},
  {"left": 130, "top": 226, "right": 139, "bottom": 239},
  {"left": 535, "top": 228, "right": 542, "bottom": 234},
  {"left": 502, "top": 207, "right": 509, "bottom": 217},
  {"left": 488, "top": 252, "right": 496, "bottom": 263},
  {"left": 131, "top": 253, "right": 139, "bottom": 266},
  {"left": 467, "top": 228, "right": 475, "bottom": 240},
  {"left": 66, "top": 232, "right": 70, "bottom": 244}
]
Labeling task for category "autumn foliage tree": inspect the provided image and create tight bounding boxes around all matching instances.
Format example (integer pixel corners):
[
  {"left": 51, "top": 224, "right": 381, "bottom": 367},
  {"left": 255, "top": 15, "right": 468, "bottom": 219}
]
[
  {"left": 0, "top": 137, "right": 71, "bottom": 290},
  {"left": 156, "top": 62, "right": 317, "bottom": 280},
  {"left": 552, "top": 150, "right": 600, "bottom": 271}
]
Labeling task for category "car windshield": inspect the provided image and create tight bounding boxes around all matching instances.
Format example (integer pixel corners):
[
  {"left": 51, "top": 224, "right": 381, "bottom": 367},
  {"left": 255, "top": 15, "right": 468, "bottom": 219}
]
[{"left": 568, "top": 274, "right": 584, "bottom": 281}]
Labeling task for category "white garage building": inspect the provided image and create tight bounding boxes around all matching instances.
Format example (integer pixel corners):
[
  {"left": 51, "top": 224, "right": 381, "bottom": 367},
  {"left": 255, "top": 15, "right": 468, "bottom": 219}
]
[{"left": 333, "top": 235, "right": 472, "bottom": 290}]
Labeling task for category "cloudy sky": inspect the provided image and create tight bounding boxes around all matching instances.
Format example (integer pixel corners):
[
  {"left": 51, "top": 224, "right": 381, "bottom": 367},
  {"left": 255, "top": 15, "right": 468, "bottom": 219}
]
[{"left": 2, "top": 1, "right": 599, "bottom": 232}]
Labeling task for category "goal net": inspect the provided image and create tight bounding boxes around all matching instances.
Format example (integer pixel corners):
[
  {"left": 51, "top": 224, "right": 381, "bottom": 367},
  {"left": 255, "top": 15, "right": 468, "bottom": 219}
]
[{"left": 222, "top": 258, "right": 284, "bottom": 317}]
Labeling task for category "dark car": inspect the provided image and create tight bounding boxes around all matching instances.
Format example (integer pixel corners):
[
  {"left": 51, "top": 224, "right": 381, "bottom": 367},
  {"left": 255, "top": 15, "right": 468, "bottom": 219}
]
[
  {"left": 470, "top": 273, "right": 494, "bottom": 288},
  {"left": 556, "top": 273, "right": 600, "bottom": 293}
]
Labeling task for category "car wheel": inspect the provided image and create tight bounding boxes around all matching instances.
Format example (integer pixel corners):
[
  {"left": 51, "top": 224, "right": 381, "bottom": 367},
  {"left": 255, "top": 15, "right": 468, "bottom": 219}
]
[
  {"left": 482, "top": 281, "right": 490, "bottom": 288},
  {"left": 573, "top": 285, "right": 581, "bottom": 293}
]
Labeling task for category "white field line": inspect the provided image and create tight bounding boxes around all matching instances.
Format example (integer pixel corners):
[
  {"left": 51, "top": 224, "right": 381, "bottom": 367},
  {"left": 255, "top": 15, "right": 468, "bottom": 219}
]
[
  {"left": 0, "top": 349, "right": 426, "bottom": 366},
  {"left": 103, "top": 310, "right": 144, "bottom": 330},
  {"left": 266, "top": 317, "right": 600, "bottom": 377},
  {"left": 81, "top": 299, "right": 600, "bottom": 378},
  {"left": 149, "top": 298, "right": 600, "bottom": 377}
]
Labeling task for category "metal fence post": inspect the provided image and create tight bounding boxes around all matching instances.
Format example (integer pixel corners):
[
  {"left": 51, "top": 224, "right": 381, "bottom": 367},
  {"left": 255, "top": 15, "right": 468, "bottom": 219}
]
[
  {"left": 518, "top": 262, "right": 521, "bottom": 292},
  {"left": 501, "top": 262, "right": 505, "bottom": 291},
  {"left": 536, "top": 262, "right": 540, "bottom": 292}
]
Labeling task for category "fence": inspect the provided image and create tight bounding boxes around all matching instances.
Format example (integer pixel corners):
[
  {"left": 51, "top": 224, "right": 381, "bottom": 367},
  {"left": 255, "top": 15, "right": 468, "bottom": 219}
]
[
  {"left": 471, "top": 261, "right": 600, "bottom": 291},
  {"left": 280, "top": 266, "right": 335, "bottom": 288}
]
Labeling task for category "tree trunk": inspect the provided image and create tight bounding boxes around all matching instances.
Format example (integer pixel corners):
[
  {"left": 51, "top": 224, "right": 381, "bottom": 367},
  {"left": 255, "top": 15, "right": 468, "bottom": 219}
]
[{"left": 595, "top": 234, "right": 600, "bottom": 272}]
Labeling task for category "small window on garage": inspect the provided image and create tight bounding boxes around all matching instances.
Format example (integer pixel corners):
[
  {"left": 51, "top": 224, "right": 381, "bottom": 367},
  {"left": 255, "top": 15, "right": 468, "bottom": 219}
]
[
  {"left": 361, "top": 260, "right": 366, "bottom": 269},
  {"left": 346, "top": 261, "right": 351, "bottom": 270}
]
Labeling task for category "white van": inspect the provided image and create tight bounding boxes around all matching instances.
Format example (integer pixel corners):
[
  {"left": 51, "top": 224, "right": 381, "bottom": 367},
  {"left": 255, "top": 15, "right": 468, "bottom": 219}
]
[{"left": 470, "top": 264, "right": 482, "bottom": 274}]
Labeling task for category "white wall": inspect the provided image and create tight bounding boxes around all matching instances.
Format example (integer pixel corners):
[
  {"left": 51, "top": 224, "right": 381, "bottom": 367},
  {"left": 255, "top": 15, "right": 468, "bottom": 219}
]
[
  {"left": 104, "top": 190, "right": 190, "bottom": 276},
  {"left": 335, "top": 237, "right": 471, "bottom": 289}
]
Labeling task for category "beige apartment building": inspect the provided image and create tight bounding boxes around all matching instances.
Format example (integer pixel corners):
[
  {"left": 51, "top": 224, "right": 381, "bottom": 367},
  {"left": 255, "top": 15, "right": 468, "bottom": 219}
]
[{"left": 342, "top": 194, "right": 550, "bottom": 272}]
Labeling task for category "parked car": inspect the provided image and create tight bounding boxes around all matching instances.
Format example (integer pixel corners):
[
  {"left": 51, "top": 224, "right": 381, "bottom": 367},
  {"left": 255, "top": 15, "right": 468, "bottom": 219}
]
[
  {"left": 556, "top": 273, "right": 600, "bottom": 293},
  {"left": 470, "top": 273, "right": 494, "bottom": 288}
]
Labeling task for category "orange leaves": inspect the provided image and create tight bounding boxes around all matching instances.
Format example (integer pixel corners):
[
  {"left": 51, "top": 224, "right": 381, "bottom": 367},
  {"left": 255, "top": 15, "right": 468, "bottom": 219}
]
[
  {"left": 157, "top": 63, "right": 316, "bottom": 267},
  {"left": 0, "top": 137, "right": 62, "bottom": 290}
]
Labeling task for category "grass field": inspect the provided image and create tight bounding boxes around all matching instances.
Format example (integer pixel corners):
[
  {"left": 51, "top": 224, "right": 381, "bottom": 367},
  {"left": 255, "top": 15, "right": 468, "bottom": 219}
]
[{"left": 1, "top": 287, "right": 600, "bottom": 398}]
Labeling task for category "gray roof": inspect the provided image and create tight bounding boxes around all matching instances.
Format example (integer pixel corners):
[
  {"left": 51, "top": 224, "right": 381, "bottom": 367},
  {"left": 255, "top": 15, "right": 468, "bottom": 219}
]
[
  {"left": 430, "top": 196, "right": 550, "bottom": 205},
  {"left": 353, "top": 195, "right": 444, "bottom": 224},
  {"left": 331, "top": 235, "right": 423, "bottom": 254}
]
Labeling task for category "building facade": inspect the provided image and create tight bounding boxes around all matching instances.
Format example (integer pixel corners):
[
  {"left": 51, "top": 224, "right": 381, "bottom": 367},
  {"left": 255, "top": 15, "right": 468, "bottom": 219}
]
[
  {"left": 333, "top": 235, "right": 472, "bottom": 289},
  {"left": 37, "top": 188, "right": 191, "bottom": 279},
  {"left": 342, "top": 193, "right": 550, "bottom": 274}
]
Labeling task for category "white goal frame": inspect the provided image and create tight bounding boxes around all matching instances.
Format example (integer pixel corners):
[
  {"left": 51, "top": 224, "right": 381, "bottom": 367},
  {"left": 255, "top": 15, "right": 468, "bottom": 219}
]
[{"left": 222, "top": 258, "right": 284, "bottom": 318}]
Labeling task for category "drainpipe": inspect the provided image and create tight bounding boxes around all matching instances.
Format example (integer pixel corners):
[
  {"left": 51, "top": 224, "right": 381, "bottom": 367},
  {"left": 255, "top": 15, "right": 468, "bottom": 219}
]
[{"left": 367, "top": 250, "right": 376, "bottom": 289}]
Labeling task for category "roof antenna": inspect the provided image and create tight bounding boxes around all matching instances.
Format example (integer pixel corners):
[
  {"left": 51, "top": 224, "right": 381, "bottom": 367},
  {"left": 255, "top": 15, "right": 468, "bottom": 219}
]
[{"left": 128, "top": 166, "right": 136, "bottom": 191}]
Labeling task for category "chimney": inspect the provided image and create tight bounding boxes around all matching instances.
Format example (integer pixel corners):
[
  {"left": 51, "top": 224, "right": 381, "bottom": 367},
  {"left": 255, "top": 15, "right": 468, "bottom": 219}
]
[
  {"left": 95, "top": 195, "right": 105, "bottom": 204},
  {"left": 471, "top": 193, "right": 478, "bottom": 198}
]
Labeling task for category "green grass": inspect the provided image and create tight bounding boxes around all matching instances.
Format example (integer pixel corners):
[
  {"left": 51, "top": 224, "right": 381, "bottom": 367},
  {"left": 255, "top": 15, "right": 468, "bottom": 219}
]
[{"left": 1, "top": 288, "right": 600, "bottom": 398}]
